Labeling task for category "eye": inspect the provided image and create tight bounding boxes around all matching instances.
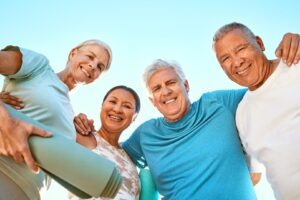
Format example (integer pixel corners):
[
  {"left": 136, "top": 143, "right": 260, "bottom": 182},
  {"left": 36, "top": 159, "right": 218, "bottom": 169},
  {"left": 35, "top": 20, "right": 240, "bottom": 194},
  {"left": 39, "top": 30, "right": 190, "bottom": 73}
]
[
  {"left": 123, "top": 104, "right": 133, "bottom": 109},
  {"left": 221, "top": 56, "right": 229, "bottom": 64},
  {"left": 109, "top": 100, "right": 116, "bottom": 104},
  {"left": 237, "top": 47, "right": 245, "bottom": 52},
  {"left": 152, "top": 86, "right": 160, "bottom": 93},
  {"left": 169, "top": 80, "right": 176, "bottom": 85},
  {"left": 87, "top": 55, "right": 93, "bottom": 59}
]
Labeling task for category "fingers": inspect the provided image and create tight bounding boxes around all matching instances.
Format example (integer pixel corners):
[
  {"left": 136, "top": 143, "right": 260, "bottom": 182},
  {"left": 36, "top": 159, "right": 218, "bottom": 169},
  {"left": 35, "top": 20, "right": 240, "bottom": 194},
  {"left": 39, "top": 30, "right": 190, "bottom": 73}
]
[
  {"left": 294, "top": 39, "right": 300, "bottom": 64},
  {"left": 276, "top": 33, "right": 300, "bottom": 66},
  {"left": 30, "top": 126, "right": 52, "bottom": 138},
  {"left": 11, "top": 152, "right": 24, "bottom": 163},
  {"left": 0, "top": 92, "right": 24, "bottom": 109},
  {"left": 22, "top": 147, "right": 40, "bottom": 173},
  {"left": 74, "top": 113, "right": 91, "bottom": 135},
  {"left": 88, "top": 119, "right": 95, "bottom": 132}
]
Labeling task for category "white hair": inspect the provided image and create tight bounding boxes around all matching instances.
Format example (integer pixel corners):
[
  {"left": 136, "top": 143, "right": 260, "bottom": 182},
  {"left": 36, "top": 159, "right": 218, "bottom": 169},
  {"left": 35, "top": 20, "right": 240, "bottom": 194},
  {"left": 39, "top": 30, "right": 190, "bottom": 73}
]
[{"left": 143, "top": 59, "right": 186, "bottom": 89}]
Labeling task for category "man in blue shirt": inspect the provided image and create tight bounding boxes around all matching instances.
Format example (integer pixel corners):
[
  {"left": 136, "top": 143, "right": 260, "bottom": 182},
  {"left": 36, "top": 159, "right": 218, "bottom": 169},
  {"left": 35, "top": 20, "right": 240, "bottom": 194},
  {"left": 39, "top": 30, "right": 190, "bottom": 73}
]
[{"left": 122, "top": 59, "right": 255, "bottom": 199}]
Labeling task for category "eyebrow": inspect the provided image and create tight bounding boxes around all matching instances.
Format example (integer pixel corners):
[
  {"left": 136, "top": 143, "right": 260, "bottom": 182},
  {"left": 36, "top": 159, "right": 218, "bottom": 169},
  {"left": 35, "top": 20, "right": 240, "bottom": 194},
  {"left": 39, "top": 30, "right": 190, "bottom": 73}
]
[
  {"left": 87, "top": 50, "right": 97, "bottom": 57},
  {"left": 108, "top": 96, "right": 134, "bottom": 105}
]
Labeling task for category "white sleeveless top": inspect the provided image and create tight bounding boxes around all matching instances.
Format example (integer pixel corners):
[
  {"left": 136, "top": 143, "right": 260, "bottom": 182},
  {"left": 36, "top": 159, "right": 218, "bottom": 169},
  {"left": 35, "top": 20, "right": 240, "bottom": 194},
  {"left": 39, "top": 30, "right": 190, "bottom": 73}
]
[{"left": 69, "top": 132, "right": 140, "bottom": 200}]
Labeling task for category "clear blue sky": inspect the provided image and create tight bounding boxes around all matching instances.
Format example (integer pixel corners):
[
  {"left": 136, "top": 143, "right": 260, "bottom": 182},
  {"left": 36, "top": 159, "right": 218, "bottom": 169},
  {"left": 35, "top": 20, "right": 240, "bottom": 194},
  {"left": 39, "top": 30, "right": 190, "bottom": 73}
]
[{"left": 1, "top": 1, "right": 299, "bottom": 199}]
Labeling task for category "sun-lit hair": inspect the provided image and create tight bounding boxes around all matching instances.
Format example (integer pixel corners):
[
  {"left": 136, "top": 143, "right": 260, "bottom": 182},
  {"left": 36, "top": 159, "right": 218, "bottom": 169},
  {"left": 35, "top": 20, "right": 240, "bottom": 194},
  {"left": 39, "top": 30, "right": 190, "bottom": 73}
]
[
  {"left": 73, "top": 39, "right": 112, "bottom": 71},
  {"left": 143, "top": 59, "right": 186, "bottom": 90},
  {"left": 102, "top": 85, "right": 141, "bottom": 114},
  {"left": 212, "top": 22, "right": 256, "bottom": 50}
]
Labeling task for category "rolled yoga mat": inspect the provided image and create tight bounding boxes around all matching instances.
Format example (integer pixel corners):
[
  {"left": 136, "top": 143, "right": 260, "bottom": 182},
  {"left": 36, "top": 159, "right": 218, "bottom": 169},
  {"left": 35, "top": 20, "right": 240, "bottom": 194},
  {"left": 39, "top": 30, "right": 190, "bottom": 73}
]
[
  {"left": 3, "top": 105, "right": 122, "bottom": 198},
  {"left": 139, "top": 168, "right": 158, "bottom": 200}
]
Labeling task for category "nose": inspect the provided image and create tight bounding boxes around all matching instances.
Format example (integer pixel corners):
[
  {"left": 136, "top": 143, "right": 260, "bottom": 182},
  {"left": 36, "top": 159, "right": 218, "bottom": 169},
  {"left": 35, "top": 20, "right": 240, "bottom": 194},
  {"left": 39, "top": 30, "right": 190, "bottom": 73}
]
[
  {"left": 89, "top": 62, "right": 97, "bottom": 70},
  {"left": 233, "top": 56, "right": 244, "bottom": 68},
  {"left": 112, "top": 103, "right": 122, "bottom": 113},
  {"left": 161, "top": 86, "right": 171, "bottom": 96}
]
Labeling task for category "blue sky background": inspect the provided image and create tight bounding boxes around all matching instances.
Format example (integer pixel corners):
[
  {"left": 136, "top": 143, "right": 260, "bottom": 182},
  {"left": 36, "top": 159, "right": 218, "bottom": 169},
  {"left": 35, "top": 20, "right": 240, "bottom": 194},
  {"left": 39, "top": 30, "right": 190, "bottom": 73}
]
[{"left": 1, "top": 1, "right": 299, "bottom": 199}]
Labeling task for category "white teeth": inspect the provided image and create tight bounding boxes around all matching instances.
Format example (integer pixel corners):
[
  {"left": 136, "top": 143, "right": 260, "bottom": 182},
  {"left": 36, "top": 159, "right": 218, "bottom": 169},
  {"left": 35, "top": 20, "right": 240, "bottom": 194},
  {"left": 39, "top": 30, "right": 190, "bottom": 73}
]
[
  {"left": 164, "top": 99, "right": 175, "bottom": 104},
  {"left": 109, "top": 115, "right": 122, "bottom": 121}
]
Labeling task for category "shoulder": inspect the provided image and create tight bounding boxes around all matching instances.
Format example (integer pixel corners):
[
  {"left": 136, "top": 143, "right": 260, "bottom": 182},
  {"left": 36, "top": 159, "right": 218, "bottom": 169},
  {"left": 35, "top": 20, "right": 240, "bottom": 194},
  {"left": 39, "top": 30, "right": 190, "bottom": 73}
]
[
  {"left": 19, "top": 47, "right": 49, "bottom": 65},
  {"left": 76, "top": 133, "right": 97, "bottom": 149},
  {"left": 200, "top": 89, "right": 246, "bottom": 102}
]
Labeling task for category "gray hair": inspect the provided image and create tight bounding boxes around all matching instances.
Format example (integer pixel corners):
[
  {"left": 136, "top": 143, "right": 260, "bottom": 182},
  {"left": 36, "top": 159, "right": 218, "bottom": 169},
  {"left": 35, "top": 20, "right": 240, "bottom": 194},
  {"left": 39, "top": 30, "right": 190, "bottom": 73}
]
[
  {"left": 213, "top": 22, "right": 256, "bottom": 49},
  {"left": 143, "top": 59, "right": 186, "bottom": 88},
  {"left": 73, "top": 39, "right": 112, "bottom": 71}
]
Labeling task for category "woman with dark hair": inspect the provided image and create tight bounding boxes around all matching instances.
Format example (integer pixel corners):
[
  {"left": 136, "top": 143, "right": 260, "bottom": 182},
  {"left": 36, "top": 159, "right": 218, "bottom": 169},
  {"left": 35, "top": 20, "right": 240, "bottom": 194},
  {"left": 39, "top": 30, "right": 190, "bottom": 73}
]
[{"left": 71, "top": 85, "right": 141, "bottom": 200}]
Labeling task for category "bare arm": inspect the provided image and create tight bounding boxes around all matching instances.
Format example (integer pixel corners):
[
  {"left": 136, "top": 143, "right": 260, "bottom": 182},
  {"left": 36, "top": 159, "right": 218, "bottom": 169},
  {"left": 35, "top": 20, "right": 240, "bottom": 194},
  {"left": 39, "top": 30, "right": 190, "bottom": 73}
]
[
  {"left": 0, "top": 91, "right": 24, "bottom": 109},
  {"left": 76, "top": 132, "right": 97, "bottom": 149},
  {"left": 0, "top": 49, "right": 22, "bottom": 75}
]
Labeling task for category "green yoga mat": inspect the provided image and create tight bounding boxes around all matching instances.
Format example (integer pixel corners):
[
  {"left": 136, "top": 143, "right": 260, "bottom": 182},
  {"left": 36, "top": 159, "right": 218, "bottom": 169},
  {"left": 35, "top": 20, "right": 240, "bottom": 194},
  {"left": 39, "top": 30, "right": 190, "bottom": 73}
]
[
  {"left": 139, "top": 168, "right": 158, "bottom": 200},
  {"left": 4, "top": 105, "right": 122, "bottom": 198}
]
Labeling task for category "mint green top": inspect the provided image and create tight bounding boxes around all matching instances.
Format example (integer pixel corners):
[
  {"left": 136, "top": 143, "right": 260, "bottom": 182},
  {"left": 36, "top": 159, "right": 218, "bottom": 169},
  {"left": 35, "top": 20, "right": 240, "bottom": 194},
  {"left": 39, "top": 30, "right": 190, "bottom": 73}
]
[
  {"left": 0, "top": 47, "right": 75, "bottom": 200},
  {"left": 3, "top": 47, "right": 75, "bottom": 139}
]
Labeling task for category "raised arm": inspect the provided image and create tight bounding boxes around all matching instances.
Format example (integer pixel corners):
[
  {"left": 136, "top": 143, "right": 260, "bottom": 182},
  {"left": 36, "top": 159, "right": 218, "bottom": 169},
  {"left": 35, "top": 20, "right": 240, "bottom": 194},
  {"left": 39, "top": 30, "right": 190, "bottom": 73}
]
[
  {"left": 0, "top": 47, "right": 22, "bottom": 75},
  {"left": 0, "top": 48, "right": 51, "bottom": 172}
]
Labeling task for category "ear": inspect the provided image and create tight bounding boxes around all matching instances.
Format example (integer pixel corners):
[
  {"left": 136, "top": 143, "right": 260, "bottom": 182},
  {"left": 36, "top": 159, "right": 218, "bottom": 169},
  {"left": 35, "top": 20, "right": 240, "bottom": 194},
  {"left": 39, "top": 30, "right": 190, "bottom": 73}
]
[
  {"left": 255, "top": 36, "right": 265, "bottom": 51},
  {"left": 148, "top": 96, "right": 156, "bottom": 107},
  {"left": 132, "top": 113, "right": 138, "bottom": 122},
  {"left": 184, "top": 80, "right": 190, "bottom": 93},
  {"left": 68, "top": 48, "right": 78, "bottom": 61}
]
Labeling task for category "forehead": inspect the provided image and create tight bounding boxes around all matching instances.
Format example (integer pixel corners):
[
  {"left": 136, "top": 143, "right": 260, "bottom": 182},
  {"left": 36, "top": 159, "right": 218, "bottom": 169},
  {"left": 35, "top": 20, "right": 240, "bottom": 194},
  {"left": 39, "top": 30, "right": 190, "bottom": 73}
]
[
  {"left": 215, "top": 29, "right": 249, "bottom": 53},
  {"left": 79, "top": 44, "right": 109, "bottom": 59},
  {"left": 106, "top": 89, "right": 136, "bottom": 104},
  {"left": 148, "top": 68, "right": 179, "bottom": 84}
]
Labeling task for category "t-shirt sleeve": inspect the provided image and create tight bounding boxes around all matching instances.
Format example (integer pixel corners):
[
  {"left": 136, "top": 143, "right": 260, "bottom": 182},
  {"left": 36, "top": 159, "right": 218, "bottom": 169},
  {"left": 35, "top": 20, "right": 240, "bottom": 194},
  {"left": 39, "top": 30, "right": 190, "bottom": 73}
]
[
  {"left": 245, "top": 153, "right": 264, "bottom": 173},
  {"left": 6, "top": 47, "right": 49, "bottom": 80},
  {"left": 122, "top": 125, "right": 147, "bottom": 168},
  {"left": 209, "top": 89, "right": 247, "bottom": 115}
]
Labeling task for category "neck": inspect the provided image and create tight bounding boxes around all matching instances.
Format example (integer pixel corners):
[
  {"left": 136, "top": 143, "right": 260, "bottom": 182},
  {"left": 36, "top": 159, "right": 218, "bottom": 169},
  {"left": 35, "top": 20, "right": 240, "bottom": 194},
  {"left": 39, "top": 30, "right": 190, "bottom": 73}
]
[
  {"left": 57, "top": 70, "right": 75, "bottom": 91},
  {"left": 249, "top": 59, "right": 280, "bottom": 91},
  {"left": 97, "top": 128, "right": 120, "bottom": 147}
]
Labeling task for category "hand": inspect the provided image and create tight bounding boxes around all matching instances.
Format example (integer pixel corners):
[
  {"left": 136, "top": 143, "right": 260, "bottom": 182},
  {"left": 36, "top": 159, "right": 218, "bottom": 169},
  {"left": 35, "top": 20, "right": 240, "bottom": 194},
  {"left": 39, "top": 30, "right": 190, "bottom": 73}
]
[
  {"left": 0, "top": 91, "right": 24, "bottom": 109},
  {"left": 0, "top": 113, "right": 51, "bottom": 172},
  {"left": 74, "top": 113, "right": 95, "bottom": 135},
  {"left": 275, "top": 33, "right": 300, "bottom": 66}
]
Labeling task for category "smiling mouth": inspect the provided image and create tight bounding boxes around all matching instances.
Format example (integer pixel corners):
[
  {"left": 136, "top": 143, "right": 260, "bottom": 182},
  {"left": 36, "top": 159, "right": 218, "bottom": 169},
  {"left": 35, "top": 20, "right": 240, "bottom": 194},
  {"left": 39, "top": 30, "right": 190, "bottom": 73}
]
[
  {"left": 236, "top": 65, "right": 251, "bottom": 76},
  {"left": 164, "top": 98, "right": 176, "bottom": 104},
  {"left": 109, "top": 114, "right": 123, "bottom": 121},
  {"left": 80, "top": 66, "right": 91, "bottom": 78}
]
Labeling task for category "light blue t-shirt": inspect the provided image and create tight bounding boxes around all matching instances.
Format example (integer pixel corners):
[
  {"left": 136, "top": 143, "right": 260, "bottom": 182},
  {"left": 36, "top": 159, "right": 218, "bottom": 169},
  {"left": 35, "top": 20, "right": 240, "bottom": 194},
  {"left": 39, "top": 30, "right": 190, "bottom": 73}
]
[
  {"left": 0, "top": 47, "right": 75, "bottom": 199},
  {"left": 123, "top": 90, "right": 256, "bottom": 200},
  {"left": 3, "top": 47, "right": 75, "bottom": 139}
]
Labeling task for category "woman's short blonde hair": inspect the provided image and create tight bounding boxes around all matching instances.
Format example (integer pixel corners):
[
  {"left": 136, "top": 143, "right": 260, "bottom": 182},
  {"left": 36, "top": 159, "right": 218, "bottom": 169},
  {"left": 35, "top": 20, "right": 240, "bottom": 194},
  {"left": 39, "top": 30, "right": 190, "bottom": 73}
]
[{"left": 73, "top": 39, "right": 112, "bottom": 71}]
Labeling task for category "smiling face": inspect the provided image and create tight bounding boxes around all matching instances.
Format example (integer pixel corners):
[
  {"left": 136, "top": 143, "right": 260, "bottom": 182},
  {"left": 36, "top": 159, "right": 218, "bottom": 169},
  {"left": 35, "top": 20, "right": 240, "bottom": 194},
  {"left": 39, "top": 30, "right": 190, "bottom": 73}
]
[
  {"left": 147, "top": 68, "right": 190, "bottom": 122},
  {"left": 100, "top": 88, "right": 137, "bottom": 134},
  {"left": 214, "top": 29, "right": 269, "bottom": 90},
  {"left": 68, "top": 44, "right": 110, "bottom": 85}
]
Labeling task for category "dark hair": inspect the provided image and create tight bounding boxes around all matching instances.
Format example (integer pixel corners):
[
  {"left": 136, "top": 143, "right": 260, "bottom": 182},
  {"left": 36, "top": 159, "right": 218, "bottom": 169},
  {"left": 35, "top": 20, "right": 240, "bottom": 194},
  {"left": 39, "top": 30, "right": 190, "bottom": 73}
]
[{"left": 102, "top": 85, "right": 141, "bottom": 113}]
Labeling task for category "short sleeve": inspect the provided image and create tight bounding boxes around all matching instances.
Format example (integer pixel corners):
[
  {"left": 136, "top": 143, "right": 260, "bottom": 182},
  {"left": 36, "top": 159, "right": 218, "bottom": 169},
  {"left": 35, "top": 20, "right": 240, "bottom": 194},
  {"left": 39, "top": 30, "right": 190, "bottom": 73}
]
[
  {"left": 122, "top": 126, "right": 147, "bottom": 168},
  {"left": 7, "top": 47, "right": 49, "bottom": 80},
  {"left": 205, "top": 89, "right": 247, "bottom": 115},
  {"left": 245, "top": 154, "right": 264, "bottom": 173}
]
